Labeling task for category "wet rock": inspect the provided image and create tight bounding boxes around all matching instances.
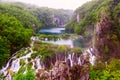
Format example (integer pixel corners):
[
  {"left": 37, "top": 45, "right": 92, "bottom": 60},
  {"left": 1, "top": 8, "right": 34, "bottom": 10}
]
[
  {"left": 36, "top": 59, "right": 90, "bottom": 80},
  {"left": 66, "top": 59, "right": 71, "bottom": 67}
]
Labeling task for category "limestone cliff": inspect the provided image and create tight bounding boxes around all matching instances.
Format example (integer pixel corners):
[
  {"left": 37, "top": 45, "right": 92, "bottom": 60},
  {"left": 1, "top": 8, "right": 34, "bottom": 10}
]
[
  {"left": 66, "top": 0, "right": 120, "bottom": 62},
  {"left": 94, "top": 0, "right": 120, "bottom": 62}
]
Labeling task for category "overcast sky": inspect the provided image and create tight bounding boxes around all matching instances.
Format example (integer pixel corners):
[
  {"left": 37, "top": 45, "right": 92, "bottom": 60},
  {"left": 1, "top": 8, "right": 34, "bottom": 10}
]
[{"left": 7, "top": 0, "right": 91, "bottom": 10}]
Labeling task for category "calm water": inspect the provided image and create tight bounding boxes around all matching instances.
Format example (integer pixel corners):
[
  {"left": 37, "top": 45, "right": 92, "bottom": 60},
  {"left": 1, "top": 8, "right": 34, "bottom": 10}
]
[
  {"left": 39, "top": 27, "right": 88, "bottom": 48},
  {"left": 39, "top": 27, "right": 65, "bottom": 35}
]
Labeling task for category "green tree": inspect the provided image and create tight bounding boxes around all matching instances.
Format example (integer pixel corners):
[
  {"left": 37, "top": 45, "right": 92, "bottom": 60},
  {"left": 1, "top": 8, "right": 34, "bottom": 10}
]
[{"left": 0, "top": 14, "right": 33, "bottom": 67}]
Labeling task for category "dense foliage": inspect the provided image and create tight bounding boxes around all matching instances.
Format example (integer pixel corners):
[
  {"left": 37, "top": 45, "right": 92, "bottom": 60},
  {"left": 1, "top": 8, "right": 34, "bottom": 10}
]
[
  {"left": 13, "top": 66, "right": 35, "bottom": 80},
  {"left": 0, "top": 14, "right": 33, "bottom": 68},
  {"left": 31, "top": 40, "right": 82, "bottom": 69},
  {"left": 26, "top": 7, "right": 73, "bottom": 27},
  {"left": 0, "top": 0, "right": 120, "bottom": 79},
  {"left": 66, "top": 0, "right": 120, "bottom": 79},
  {"left": 0, "top": 2, "right": 72, "bottom": 68},
  {"left": 0, "top": 2, "right": 73, "bottom": 30},
  {"left": 0, "top": 2, "right": 41, "bottom": 30},
  {"left": 65, "top": 0, "right": 104, "bottom": 35},
  {"left": 33, "top": 41, "right": 82, "bottom": 62},
  {"left": 90, "top": 59, "right": 120, "bottom": 80}
]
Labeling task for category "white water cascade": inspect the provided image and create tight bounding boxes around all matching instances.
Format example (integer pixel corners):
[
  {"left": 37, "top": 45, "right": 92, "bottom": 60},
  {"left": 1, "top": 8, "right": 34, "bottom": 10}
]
[
  {"left": 65, "top": 53, "right": 82, "bottom": 67},
  {"left": 67, "top": 53, "right": 74, "bottom": 67},
  {"left": 65, "top": 48, "right": 95, "bottom": 67},
  {"left": 84, "top": 48, "right": 95, "bottom": 65},
  {"left": 0, "top": 37, "right": 43, "bottom": 80},
  {"left": 0, "top": 36, "right": 96, "bottom": 80}
]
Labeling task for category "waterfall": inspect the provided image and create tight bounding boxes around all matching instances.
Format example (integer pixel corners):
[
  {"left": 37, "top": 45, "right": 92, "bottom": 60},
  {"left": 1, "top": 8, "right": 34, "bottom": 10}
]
[
  {"left": 35, "top": 57, "right": 43, "bottom": 72},
  {"left": 10, "top": 59, "right": 20, "bottom": 72},
  {"left": 86, "top": 48, "right": 95, "bottom": 65},
  {"left": 36, "top": 57, "right": 42, "bottom": 69},
  {"left": 78, "top": 57, "right": 81, "bottom": 65},
  {"left": 6, "top": 74, "right": 11, "bottom": 80},
  {"left": 0, "top": 60, "right": 10, "bottom": 76},
  {"left": 67, "top": 54, "right": 73, "bottom": 67},
  {"left": 0, "top": 37, "right": 39, "bottom": 80},
  {"left": 65, "top": 53, "right": 83, "bottom": 67}
]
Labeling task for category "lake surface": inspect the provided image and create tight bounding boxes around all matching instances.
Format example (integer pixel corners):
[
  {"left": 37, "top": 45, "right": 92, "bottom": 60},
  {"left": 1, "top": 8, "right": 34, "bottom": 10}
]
[
  {"left": 39, "top": 27, "right": 88, "bottom": 48},
  {"left": 39, "top": 27, "right": 65, "bottom": 35}
]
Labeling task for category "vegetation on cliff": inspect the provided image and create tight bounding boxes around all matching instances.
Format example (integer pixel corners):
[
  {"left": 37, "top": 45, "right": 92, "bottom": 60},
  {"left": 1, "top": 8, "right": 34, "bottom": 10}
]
[
  {"left": 0, "top": 2, "right": 72, "bottom": 68},
  {"left": 0, "top": 0, "right": 120, "bottom": 80},
  {"left": 66, "top": 0, "right": 120, "bottom": 60},
  {"left": 0, "top": 14, "right": 33, "bottom": 68},
  {"left": 66, "top": 0, "right": 120, "bottom": 79},
  {"left": 65, "top": 0, "right": 103, "bottom": 35}
]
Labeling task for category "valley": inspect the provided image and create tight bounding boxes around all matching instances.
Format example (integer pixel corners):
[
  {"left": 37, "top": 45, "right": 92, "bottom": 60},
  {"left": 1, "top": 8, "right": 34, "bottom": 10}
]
[{"left": 0, "top": 0, "right": 120, "bottom": 80}]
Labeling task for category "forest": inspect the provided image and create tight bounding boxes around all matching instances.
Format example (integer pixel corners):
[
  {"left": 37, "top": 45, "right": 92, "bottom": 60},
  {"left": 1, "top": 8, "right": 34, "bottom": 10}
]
[{"left": 0, "top": 0, "right": 120, "bottom": 80}]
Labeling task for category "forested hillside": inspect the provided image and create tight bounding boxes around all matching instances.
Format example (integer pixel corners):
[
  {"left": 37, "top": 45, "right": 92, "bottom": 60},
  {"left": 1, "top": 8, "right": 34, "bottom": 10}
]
[
  {"left": 26, "top": 6, "right": 73, "bottom": 27},
  {"left": 66, "top": 0, "right": 120, "bottom": 60},
  {"left": 0, "top": 2, "right": 73, "bottom": 30},
  {"left": 0, "top": 0, "right": 120, "bottom": 80},
  {"left": 66, "top": 0, "right": 104, "bottom": 35},
  {"left": 0, "top": 2, "right": 72, "bottom": 68},
  {"left": 10, "top": 2, "right": 73, "bottom": 28},
  {"left": 66, "top": 0, "right": 120, "bottom": 79}
]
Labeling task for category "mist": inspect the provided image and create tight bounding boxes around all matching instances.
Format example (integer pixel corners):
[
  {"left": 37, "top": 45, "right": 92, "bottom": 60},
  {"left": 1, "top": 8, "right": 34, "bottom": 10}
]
[{"left": 0, "top": 0, "right": 91, "bottom": 10}]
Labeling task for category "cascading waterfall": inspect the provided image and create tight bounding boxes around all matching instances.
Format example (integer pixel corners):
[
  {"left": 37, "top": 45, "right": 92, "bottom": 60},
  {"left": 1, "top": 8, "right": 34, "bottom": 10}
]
[
  {"left": 0, "top": 37, "right": 44, "bottom": 80},
  {"left": 67, "top": 53, "right": 73, "bottom": 67},
  {"left": 78, "top": 57, "right": 81, "bottom": 65},
  {"left": 10, "top": 59, "right": 20, "bottom": 72},
  {"left": 65, "top": 53, "right": 83, "bottom": 67},
  {"left": 64, "top": 48, "right": 95, "bottom": 67},
  {"left": 0, "top": 60, "right": 10, "bottom": 76},
  {"left": 35, "top": 57, "right": 43, "bottom": 71},
  {"left": 84, "top": 48, "right": 95, "bottom": 65},
  {"left": 0, "top": 36, "right": 95, "bottom": 80}
]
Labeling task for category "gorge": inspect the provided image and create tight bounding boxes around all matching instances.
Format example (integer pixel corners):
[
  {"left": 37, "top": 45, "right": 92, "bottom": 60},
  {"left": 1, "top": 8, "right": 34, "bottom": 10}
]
[{"left": 0, "top": 0, "right": 120, "bottom": 80}]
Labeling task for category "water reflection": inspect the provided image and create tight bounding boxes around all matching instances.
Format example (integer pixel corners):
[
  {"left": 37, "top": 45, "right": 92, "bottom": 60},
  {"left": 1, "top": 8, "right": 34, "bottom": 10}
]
[
  {"left": 39, "top": 27, "right": 65, "bottom": 35},
  {"left": 39, "top": 27, "right": 88, "bottom": 48}
]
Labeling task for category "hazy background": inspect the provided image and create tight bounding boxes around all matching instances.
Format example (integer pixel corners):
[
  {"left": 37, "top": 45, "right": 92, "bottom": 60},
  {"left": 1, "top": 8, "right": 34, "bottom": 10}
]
[{"left": 1, "top": 0, "right": 91, "bottom": 10}]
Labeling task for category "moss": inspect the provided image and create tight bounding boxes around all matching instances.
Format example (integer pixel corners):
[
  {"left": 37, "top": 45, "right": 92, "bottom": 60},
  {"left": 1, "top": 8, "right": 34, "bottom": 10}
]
[
  {"left": 111, "top": 34, "right": 118, "bottom": 40},
  {"left": 27, "top": 58, "right": 31, "bottom": 62},
  {"left": 104, "top": 45, "right": 109, "bottom": 53},
  {"left": 71, "top": 47, "right": 82, "bottom": 54},
  {"left": 31, "top": 52, "right": 39, "bottom": 59},
  {"left": 94, "top": 62, "right": 106, "bottom": 70},
  {"left": 20, "top": 59, "right": 25, "bottom": 66}
]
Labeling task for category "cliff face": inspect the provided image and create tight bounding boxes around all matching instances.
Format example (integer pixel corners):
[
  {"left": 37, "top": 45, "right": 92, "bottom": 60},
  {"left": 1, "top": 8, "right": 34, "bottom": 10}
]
[
  {"left": 36, "top": 60, "right": 89, "bottom": 80},
  {"left": 94, "top": 0, "right": 120, "bottom": 61},
  {"left": 66, "top": 0, "right": 120, "bottom": 62}
]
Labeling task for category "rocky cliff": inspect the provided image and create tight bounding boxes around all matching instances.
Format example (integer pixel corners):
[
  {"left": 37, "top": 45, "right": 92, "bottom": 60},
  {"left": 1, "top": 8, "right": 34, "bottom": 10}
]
[
  {"left": 36, "top": 60, "right": 89, "bottom": 80},
  {"left": 94, "top": 0, "right": 120, "bottom": 62},
  {"left": 66, "top": 0, "right": 120, "bottom": 62}
]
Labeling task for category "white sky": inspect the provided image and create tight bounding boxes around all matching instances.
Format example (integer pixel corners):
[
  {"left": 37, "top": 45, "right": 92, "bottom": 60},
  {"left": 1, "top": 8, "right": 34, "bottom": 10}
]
[{"left": 10, "top": 0, "right": 91, "bottom": 10}]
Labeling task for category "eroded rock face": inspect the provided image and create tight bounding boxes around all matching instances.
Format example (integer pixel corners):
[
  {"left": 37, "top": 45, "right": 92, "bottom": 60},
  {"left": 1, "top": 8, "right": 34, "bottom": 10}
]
[
  {"left": 94, "top": 1, "right": 120, "bottom": 61},
  {"left": 36, "top": 55, "right": 90, "bottom": 80},
  {"left": 42, "top": 53, "right": 82, "bottom": 69}
]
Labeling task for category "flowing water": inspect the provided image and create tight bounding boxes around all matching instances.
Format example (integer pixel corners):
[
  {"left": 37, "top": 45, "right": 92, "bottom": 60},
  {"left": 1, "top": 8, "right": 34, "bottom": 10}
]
[
  {"left": 0, "top": 27, "right": 95, "bottom": 80},
  {"left": 39, "top": 27, "right": 95, "bottom": 65}
]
